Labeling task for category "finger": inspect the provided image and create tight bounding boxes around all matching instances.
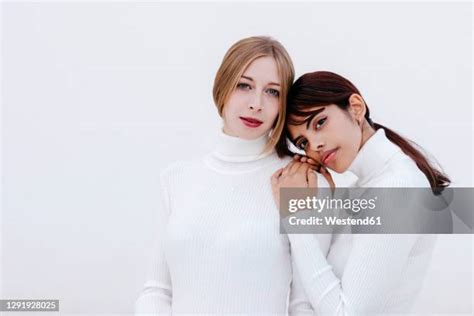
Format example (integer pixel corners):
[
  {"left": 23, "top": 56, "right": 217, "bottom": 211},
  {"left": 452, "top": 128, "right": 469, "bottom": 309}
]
[
  {"left": 307, "top": 161, "right": 322, "bottom": 172},
  {"left": 320, "top": 167, "right": 335, "bottom": 191},
  {"left": 271, "top": 169, "right": 283, "bottom": 209},
  {"left": 289, "top": 161, "right": 303, "bottom": 174},
  {"left": 293, "top": 154, "right": 300, "bottom": 160},
  {"left": 307, "top": 168, "right": 318, "bottom": 188},
  {"left": 271, "top": 168, "right": 284, "bottom": 183},
  {"left": 300, "top": 156, "right": 308, "bottom": 163},
  {"left": 296, "top": 162, "right": 311, "bottom": 174},
  {"left": 306, "top": 157, "right": 321, "bottom": 169},
  {"left": 282, "top": 161, "right": 294, "bottom": 176}
]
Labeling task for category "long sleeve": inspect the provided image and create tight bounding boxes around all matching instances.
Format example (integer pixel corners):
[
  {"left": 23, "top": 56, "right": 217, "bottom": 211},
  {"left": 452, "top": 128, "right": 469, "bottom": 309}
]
[
  {"left": 287, "top": 172, "right": 335, "bottom": 315},
  {"left": 286, "top": 188, "right": 431, "bottom": 315},
  {"left": 288, "top": 248, "right": 315, "bottom": 315},
  {"left": 135, "top": 172, "right": 172, "bottom": 315},
  {"left": 286, "top": 188, "right": 433, "bottom": 315},
  {"left": 288, "top": 233, "right": 421, "bottom": 315}
]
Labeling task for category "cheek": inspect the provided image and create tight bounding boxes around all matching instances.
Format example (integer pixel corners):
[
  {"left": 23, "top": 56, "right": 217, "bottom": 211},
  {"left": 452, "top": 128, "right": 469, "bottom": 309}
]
[
  {"left": 342, "top": 138, "right": 359, "bottom": 162},
  {"left": 337, "top": 125, "right": 361, "bottom": 169},
  {"left": 222, "top": 95, "right": 240, "bottom": 118},
  {"left": 225, "top": 91, "right": 248, "bottom": 111},
  {"left": 265, "top": 100, "right": 280, "bottom": 121},
  {"left": 222, "top": 104, "right": 238, "bottom": 130}
]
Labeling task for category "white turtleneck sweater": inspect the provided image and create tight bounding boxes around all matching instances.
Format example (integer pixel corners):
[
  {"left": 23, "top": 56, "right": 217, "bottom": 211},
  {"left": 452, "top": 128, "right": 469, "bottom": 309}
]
[
  {"left": 287, "top": 129, "right": 438, "bottom": 315},
  {"left": 134, "top": 131, "right": 354, "bottom": 315}
]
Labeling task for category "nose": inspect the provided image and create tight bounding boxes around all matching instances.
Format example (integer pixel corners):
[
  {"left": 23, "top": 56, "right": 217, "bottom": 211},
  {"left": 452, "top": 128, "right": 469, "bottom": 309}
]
[
  {"left": 307, "top": 136, "right": 325, "bottom": 153},
  {"left": 248, "top": 92, "right": 263, "bottom": 112}
]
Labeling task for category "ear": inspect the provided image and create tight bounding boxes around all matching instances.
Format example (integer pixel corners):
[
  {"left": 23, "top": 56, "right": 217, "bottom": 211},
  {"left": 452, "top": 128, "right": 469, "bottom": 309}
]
[{"left": 347, "top": 94, "right": 366, "bottom": 123}]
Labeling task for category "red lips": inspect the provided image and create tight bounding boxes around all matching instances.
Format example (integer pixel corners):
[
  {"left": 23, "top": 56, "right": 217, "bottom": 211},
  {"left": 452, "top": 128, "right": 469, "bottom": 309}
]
[
  {"left": 240, "top": 117, "right": 263, "bottom": 128},
  {"left": 321, "top": 148, "right": 338, "bottom": 165}
]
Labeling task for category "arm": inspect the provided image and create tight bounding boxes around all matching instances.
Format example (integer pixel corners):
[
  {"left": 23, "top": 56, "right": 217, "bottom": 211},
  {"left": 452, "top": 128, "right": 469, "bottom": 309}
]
[
  {"left": 288, "top": 254, "right": 315, "bottom": 315},
  {"left": 288, "top": 233, "right": 418, "bottom": 315},
  {"left": 271, "top": 160, "right": 421, "bottom": 315},
  {"left": 135, "top": 173, "right": 172, "bottom": 315},
  {"left": 288, "top": 233, "right": 332, "bottom": 316}
]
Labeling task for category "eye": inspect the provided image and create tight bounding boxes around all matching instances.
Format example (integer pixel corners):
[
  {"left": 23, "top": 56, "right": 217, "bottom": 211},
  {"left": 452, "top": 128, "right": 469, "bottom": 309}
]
[
  {"left": 237, "top": 83, "right": 251, "bottom": 90},
  {"left": 296, "top": 139, "right": 308, "bottom": 151},
  {"left": 315, "top": 117, "right": 327, "bottom": 130},
  {"left": 266, "top": 88, "right": 280, "bottom": 97}
]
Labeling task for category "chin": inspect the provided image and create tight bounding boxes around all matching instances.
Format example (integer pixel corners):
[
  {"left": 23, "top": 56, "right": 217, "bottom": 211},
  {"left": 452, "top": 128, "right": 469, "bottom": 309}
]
[{"left": 330, "top": 163, "right": 348, "bottom": 174}]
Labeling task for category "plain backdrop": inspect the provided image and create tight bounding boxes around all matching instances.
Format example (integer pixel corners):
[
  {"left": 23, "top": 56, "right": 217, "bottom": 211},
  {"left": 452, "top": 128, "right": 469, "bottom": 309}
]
[{"left": 1, "top": 1, "right": 473, "bottom": 315}]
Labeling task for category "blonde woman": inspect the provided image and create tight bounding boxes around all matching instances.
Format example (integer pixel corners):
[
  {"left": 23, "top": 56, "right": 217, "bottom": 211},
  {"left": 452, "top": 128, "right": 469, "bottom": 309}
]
[{"left": 134, "top": 37, "right": 335, "bottom": 315}]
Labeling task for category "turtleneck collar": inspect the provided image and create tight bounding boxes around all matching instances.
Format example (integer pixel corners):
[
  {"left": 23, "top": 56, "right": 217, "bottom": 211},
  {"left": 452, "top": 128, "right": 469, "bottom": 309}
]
[
  {"left": 212, "top": 129, "right": 274, "bottom": 163},
  {"left": 203, "top": 129, "right": 280, "bottom": 174},
  {"left": 347, "top": 128, "right": 401, "bottom": 182}
]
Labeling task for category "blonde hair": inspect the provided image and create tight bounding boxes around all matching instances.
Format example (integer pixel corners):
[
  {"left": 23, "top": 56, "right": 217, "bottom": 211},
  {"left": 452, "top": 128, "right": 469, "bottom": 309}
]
[{"left": 212, "top": 36, "right": 295, "bottom": 153}]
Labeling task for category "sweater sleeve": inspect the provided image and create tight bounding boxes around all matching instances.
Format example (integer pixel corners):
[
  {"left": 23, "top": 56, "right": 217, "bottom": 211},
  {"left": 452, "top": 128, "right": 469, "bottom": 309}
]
[
  {"left": 135, "top": 172, "right": 173, "bottom": 315},
  {"left": 288, "top": 233, "right": 419, "bottom": 315},
  {"left": 286, "top": 164, "right": 442, "bottom": 315},
  {"left": 288, "top": 253, "right": 315, "bottom": 315},
  {"left": 288, "top": 232, "right": 332, "bottom": 315}
]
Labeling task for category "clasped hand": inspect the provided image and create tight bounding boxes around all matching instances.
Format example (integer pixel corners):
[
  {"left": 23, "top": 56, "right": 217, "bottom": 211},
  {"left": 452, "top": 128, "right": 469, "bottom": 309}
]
[{"left": 271, "top": 155, "right": 335, "bottom": 210}]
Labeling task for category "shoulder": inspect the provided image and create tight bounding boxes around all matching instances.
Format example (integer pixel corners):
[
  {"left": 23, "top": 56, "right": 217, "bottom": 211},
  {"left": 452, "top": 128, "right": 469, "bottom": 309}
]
[
  {"left": 159, "top": 157, "right": 206, "bottom": 184},
  {"left": 369, "top": 152, "right": 431, "bottom": 187}
]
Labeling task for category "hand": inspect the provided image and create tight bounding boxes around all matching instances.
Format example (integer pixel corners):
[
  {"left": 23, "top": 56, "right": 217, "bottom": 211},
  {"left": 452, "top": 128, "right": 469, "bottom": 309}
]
[
  {"left": 271, "top": 159, "right": 317, "bottom": 210},
  {"left": 293, "top": 154, "right": 335, "bottom": 191}
]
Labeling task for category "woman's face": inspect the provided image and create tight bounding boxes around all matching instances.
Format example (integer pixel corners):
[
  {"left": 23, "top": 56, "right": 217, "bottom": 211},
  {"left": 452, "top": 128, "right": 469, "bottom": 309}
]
[
  {"left": 222, "top": 56, "right": 281, "bottom": 140},
  {"left": 287, "top": 104, "right": 362, "bottom": 173}
]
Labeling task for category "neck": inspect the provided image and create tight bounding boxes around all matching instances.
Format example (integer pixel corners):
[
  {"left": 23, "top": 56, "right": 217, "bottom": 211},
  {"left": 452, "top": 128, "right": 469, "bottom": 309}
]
[
  {"left": 359, "top": 121, "right": 376, "bottom": 149},
  {"left": 347, "top": 128, "right": 401, "bottom": 182},
  {"left": 213, "top": 129, "right": 273, "bottom": 163},
  {"left": 203, "top": 129, "right": 280, "bottom": 174}
]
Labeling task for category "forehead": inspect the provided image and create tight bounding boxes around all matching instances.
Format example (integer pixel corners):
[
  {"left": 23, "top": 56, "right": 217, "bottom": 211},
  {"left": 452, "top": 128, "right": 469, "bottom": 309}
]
[
  {"left": 287, "top": 106, "right": 328, "bottom": 137},
  {"left": 243, "top": 56, "right": 280, "bottom": 84}
]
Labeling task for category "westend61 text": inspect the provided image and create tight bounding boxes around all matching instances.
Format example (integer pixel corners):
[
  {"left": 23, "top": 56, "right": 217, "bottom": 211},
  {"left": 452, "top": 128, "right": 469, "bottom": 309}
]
[{"left": 289, "top": 216, "right": 382, "bottom": 226}]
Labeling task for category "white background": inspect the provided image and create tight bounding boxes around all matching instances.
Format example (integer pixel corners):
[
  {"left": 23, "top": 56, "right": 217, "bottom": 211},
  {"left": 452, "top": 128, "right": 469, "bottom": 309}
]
[{"left": 1, "top": 1, "right": 473, "bottom": 315}]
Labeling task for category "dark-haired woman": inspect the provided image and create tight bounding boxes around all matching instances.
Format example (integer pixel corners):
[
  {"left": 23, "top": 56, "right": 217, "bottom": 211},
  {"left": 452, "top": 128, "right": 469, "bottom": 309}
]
[{"left": 271, "top": 71, "right": 451, "bottom": 315}]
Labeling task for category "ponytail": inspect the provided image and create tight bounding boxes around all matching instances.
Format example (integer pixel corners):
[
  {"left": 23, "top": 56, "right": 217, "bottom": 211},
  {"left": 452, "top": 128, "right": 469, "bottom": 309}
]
[{"left": 370, "top": 121, "right": 450, "bottom": 195}]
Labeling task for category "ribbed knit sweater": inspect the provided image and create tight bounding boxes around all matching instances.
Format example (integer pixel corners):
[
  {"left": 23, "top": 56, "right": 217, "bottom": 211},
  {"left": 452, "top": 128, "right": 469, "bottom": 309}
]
[
  {"left": 287, "top": 129, "right": 438, "bottom": 315},
  {"left": 134, "top": 130, "right": 354, "bottom": 315}
]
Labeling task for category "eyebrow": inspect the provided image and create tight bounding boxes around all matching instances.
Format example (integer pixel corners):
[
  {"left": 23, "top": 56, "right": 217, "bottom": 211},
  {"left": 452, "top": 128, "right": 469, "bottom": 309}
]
[
  {"left": 241, "top": 75, "right": 280, "bottom": 87},
  {"left": 291, "top": 107, "right": 326, "bottom": 144},
  {"left": 304, "top": 107, "right": 325, "bottom": 129}
]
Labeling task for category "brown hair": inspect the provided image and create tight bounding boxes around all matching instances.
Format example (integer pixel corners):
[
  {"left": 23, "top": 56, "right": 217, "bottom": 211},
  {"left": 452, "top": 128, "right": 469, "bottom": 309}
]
[
  {"left": 213, "top": 36, "right": 294, "bottom": 153},
  {"left": 276, "top": 71, "right": 450, "bottom": 194}
]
